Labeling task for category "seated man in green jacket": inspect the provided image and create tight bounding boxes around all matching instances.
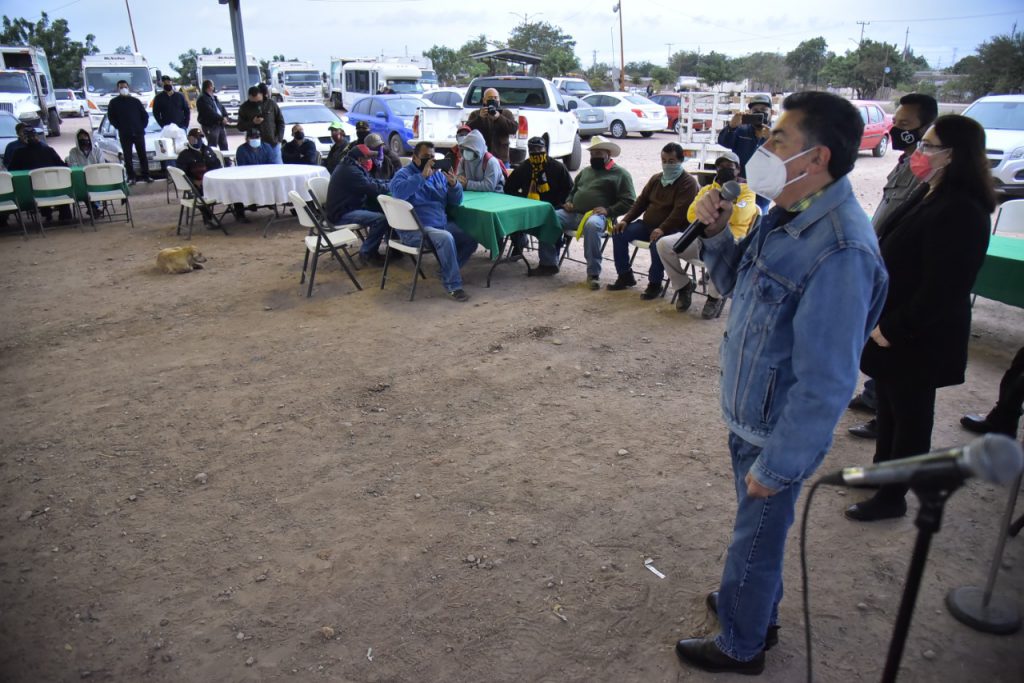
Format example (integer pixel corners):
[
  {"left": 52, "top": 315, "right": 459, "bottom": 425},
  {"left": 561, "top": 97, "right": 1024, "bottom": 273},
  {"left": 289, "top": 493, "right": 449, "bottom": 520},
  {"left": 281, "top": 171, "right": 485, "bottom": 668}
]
[{"left": 539, "top": 136, "right": 636, "bottom": 289}]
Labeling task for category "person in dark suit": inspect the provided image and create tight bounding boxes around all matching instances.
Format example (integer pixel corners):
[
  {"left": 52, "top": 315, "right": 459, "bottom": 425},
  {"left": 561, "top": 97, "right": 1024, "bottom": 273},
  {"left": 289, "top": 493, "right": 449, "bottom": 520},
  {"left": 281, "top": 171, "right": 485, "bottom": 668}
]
[
  {"left": 847, "top": 114, "right": 996, "bottom": 522},
  {"left": 152, "top": 75, "right": 190, "bottom": 130},
  {"left": 106, "top": 79, "right": 152, "bottom": 184}
]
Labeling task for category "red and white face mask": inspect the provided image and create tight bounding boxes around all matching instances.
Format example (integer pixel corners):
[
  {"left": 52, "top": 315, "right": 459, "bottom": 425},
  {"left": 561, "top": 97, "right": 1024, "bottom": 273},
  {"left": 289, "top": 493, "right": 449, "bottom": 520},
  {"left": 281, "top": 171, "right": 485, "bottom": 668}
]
[
  {"left": 359, "top": 158, "right": 373, "bottom": 172},
  {"left": 908, "top": 146, "right": 950, "bottom": 182}
]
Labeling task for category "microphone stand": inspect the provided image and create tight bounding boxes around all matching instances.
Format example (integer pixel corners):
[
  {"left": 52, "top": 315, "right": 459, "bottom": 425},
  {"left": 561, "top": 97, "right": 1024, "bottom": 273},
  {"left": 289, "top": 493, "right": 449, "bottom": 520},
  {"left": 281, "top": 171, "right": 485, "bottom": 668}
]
[{"left": 881, "top": 478, "right": 962, "bottom": 683}]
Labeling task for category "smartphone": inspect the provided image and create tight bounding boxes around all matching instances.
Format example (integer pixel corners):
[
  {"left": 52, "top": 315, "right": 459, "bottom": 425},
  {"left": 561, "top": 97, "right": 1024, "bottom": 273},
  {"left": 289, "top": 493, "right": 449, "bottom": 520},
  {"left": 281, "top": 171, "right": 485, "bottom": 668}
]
[
  {"left": 433, "top": 159, "right": 452, "bottom": 173},
  {"left": 742, "top": 113, "right": 767, "bottom": 127}
]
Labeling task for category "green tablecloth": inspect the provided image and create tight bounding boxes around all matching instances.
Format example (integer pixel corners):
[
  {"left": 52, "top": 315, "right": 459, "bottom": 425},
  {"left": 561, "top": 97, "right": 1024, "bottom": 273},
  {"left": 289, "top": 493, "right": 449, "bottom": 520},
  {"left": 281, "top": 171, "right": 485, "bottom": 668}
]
[
  {"left": 449, "top": 191, "right": 561, "bottom": 260},
  {"left": 10, "top": 167, "right": 128, "bottom": 210},
  {"left": 974, "top": 235, "right": 1024, "bottom": 309}
]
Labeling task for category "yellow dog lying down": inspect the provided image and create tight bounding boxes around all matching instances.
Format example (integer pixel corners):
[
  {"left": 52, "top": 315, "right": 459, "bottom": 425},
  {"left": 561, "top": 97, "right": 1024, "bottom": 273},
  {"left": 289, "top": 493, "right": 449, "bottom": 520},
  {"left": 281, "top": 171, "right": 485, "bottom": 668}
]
[{"left": 157, "top": 245, "right": 206, "bottom": 274}]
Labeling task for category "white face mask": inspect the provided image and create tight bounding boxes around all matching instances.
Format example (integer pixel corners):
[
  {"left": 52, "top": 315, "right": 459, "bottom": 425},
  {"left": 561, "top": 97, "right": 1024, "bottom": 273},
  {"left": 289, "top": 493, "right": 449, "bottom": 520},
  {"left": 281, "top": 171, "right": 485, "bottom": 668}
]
[
  {"left": 462, "top": 149, "right": 477, "bottom": 161},
  {"left": 119, "top": 88, "right": 130, "bottom": 96},
  {"left": 248, "top": 139, "right": 261, "bottom": 148},
  {"left": 744, "top": 145, "right": 816, "bottom": 200}
]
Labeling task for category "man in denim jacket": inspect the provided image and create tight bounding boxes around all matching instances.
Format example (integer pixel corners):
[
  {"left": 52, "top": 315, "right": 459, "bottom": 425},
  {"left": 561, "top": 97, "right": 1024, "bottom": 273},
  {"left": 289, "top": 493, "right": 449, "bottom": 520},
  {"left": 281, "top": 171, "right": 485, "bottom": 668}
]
[{"left": 674, "top": 92, "right": 889, "bottom": 675}]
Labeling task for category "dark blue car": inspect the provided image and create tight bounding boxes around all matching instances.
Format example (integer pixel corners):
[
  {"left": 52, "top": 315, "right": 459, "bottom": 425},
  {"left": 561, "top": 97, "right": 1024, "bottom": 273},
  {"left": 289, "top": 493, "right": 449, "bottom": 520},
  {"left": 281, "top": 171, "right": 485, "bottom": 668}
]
[{"left": 345, "top": 95, "right": 432, "bottom": 155}]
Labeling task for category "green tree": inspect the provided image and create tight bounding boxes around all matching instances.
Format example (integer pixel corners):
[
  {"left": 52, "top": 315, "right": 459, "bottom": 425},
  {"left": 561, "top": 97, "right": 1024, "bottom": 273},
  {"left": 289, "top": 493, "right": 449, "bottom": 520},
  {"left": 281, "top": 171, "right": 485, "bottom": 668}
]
[
  {"left": 785, "top": 37, "right": 828, "bottom": 88},
  {"left": 650, "top": 66, "right": 677, "bottom": 90},
  {"left": 625, "top": 60, "right": 657, "bottom": 80},
  {"left": 819, "top": 40, "right": 913, "bottom": 98},
  {"left": 959, "top": 34, "right": 1024, "bottom": 96},
  {"left": 423, "top": 46, "right": 461, "bottom": 85},
  {"left": 734, "top": 52, "right": 790, "bottom": 93},
  {"left": 582, "top": 62, "right": 613, "bottom": 91},
  {"left": 506, "top": 20, "right": 580, "bottom": 78},
  {"left": 169, "top": 47, "right": 222, "bottom": 86},
  {"left": 0, "top": 12, "right": 98, "bottom": 88},
  {"left": 669, "top": 50, "right": 701, "bottom": 76},
  {"left": 114, "top": 45, "right": 133, "bottom": 55},
  {"left": 259, "top": 54, "right": 292, "bottom": 80},
  {"left": 697, "top": 51, "right": 734, "bottom": 89}
]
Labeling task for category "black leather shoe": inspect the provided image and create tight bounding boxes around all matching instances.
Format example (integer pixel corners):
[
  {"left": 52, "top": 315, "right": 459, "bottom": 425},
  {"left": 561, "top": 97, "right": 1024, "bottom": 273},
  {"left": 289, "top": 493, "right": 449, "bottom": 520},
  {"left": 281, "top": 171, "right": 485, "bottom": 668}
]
[
  {"left": 675, "top": 281, "right": 697, "bottom": 312},
  {"left": 701, "top": 296, "right": 726, "bottom": 319},
  {"left": 675, "top": 637, "right": 765, "bottom": 675},
  {"left": 640, "top": 284, "right": 663, "bottom": 300},
  {"left": 845, "top": 495, "right": 907, "bottom": 522},
  {"left": 606, "top": 275, "right": 637, "bottom": 290},
  {"left": 530, "top": 264, "right": 559, "bottom": 277},
  {"left": 960, "top": 413, "right": 995, "bottom": 434},
  {"left": 848, "top": 418, "right": 878, "bottom": 439},
  {"left": 848, "top": 393, "right": 876, "bottom": 414},
  {"left": 706, "top": 591, "right": 779, "bottom": 650},
  {"left": 358, "top": 251, "right": 387, "bottom": 268}
]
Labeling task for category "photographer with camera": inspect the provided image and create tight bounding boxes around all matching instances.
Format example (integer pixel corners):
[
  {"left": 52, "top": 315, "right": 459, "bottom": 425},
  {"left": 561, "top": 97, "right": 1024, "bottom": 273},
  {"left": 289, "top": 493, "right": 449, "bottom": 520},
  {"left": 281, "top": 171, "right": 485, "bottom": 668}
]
[
  {"left": 718, "top": 93, "right": 773, "bottom": 212},
  {"left": 467, "top": 87, "right": 518, "bottom": 165}
]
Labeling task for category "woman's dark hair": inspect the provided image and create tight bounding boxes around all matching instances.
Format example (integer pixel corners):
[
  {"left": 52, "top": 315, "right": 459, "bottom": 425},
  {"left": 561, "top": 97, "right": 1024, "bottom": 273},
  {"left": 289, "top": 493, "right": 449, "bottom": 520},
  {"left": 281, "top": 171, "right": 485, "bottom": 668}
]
[
  {"left": 932, "top": 114, "right": 997, "bottom": 212},
  {"left": 898, "top": 93, "right": 938, "bottom": 129},
  {"left": 782, "top": 91, "right": 863, "bottom": 179},
  {"left": 661, "top": 142, "right": 684, "bottom": 160}
]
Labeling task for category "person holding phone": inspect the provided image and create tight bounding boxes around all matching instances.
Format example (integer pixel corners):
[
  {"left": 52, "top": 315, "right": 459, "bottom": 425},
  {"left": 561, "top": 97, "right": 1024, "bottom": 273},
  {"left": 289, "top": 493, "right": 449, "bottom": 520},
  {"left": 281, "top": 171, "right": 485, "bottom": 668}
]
[
  {"left": 388, "top": 142, "right": 478, "bottom": 302},
  {"left": 718, "top": 93, "right": 773, "bottom": 212}
]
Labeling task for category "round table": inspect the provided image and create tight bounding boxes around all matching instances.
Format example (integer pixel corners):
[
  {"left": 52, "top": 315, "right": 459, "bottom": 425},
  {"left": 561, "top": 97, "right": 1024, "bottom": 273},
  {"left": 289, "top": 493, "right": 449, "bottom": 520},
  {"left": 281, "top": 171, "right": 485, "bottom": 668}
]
[{"left": 202, "top": 164, "right": 328, "bottom": 207}]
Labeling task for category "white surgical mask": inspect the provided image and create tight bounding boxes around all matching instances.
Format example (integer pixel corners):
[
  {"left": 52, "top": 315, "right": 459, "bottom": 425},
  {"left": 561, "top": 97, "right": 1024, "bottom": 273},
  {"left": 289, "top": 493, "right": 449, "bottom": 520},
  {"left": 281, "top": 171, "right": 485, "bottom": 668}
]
[
  {"left": 462, "top": 149, "right": 477, "bottom": 161},
  {"left": 744, "top": 145, "right": 815, "bottom": 200},
  {"left": 119, "top": 87, "right": 130, "bottom": 96}
]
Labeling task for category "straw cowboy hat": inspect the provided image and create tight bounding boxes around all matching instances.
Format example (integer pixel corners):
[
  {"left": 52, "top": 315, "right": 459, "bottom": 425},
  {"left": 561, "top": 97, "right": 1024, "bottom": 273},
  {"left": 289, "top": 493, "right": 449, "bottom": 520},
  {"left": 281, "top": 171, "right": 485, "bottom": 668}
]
[{"left": 587, "top": 135, "right": 621, "bottom": 157}]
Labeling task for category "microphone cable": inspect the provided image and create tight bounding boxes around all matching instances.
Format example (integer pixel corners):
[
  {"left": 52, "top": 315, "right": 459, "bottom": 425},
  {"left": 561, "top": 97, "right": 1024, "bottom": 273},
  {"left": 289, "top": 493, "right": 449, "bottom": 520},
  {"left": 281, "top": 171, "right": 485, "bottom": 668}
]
[{"left": 799, "top": 478, "right": 826, "bottom": 683}]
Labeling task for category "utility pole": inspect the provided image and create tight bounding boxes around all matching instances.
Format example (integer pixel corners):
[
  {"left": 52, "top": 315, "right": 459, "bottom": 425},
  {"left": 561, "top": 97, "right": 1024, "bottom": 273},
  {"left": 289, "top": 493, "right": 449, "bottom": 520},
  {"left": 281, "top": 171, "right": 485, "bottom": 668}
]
[
  {"left": 856, "top": 21, "right": 869, "bottom": 47},
  {"left": 666, "top": 43, "right": 674, "bottom": 64},
  {"left": 614, "top": 2, "right": 625, "bottom": 91},
  {"left": 592, "top": 50, "right": 597, "bottom": 68},
  {"left": 902, "top": 27, "right": 909, "bottom": 61},
  {"left": 125, "top": 0, "right": 139, "bottom": 53}
]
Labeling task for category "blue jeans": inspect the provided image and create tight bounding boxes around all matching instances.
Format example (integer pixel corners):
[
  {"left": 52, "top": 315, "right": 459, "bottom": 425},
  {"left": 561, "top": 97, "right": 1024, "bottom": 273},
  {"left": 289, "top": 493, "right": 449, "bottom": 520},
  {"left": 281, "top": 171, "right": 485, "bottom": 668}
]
[
  {"left": 538, "top": 209, "right": 607, "bottom": 274},
  {"left": 714, "top": 432, "right": 803, "bottom": 662},
  {"left": 611, "top": 219, "right": 665, "bottom": 283},
  {"left": 269, "top": 143, "right": 283, "bottom": 164},
  {"left": 397, "top": 220, "right": 476, "bottom": 292},
  {"left": 339, "top": 209, "right": 388, "bottom": 257}
]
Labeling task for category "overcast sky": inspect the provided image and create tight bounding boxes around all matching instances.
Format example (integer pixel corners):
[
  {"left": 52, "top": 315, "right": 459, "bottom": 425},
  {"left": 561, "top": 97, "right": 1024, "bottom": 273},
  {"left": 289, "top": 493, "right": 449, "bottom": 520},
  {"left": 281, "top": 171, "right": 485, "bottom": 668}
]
[{"left": 2, "top": 0, "right": 1019, "bottom": 78}]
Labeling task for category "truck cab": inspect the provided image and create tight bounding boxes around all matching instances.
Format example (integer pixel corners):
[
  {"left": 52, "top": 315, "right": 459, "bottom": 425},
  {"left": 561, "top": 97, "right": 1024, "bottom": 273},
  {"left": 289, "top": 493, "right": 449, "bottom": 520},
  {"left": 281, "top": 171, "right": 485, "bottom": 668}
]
[
  {"left": 268, "top": 61, "right": 321, "bottom": 103},
  {"left": 197, "top": 53, "right": 261, "bottom": 120},
  {"left": 81, "top": 52, "right": 154, "bottom": 128},
  {"left": 0, "top": 45, "right": 60, "bottom": 136}
]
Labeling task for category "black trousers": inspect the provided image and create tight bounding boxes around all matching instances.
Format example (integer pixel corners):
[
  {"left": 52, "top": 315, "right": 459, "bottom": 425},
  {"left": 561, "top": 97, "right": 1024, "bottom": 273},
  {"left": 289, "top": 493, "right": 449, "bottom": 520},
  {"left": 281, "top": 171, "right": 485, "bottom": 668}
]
[
  {"left": 119, "top": 131, "right": 150, "bottom": 180},
  {"left": 872, "top": 377, "right": 937, "bottom": 502},
  {"left": 202, "top": 124, "right": 229, "bottom": 151},
  {"left": 987, "top": 346, "right": 1024, "bottom": 436}
]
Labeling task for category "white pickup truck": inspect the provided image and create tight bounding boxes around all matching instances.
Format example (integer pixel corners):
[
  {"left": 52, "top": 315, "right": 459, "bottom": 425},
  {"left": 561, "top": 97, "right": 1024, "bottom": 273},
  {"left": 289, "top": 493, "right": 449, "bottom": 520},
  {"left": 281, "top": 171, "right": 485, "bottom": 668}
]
[{"left": 411, "top": 75, "right": 582, "bottom": 170}]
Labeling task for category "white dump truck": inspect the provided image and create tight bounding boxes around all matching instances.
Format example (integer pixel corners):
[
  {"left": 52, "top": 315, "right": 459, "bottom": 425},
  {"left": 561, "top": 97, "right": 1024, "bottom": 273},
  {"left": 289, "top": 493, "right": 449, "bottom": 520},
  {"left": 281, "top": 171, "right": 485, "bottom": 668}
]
[
  {"left": 0, "top": 45, "right": 61, "bottom": 136},
  {"left": 196, "top": 53, "right": 260, "bottom": 120},
  {"left": 81, "top": 52, "right": 154, "bottom": 128},
  {"left": 268, "top": 61, "right": 321, "bottom": 103}
]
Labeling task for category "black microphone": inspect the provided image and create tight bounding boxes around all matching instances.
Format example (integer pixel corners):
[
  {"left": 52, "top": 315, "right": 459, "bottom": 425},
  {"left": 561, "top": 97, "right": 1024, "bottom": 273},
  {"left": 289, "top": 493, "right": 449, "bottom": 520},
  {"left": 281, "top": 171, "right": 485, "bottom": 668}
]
[
  {"left": 818, "top": 434, "right": 1024, "bottom": 488},
  {"left": 672, "top": 180, "right": 742, "bottom": 255}
]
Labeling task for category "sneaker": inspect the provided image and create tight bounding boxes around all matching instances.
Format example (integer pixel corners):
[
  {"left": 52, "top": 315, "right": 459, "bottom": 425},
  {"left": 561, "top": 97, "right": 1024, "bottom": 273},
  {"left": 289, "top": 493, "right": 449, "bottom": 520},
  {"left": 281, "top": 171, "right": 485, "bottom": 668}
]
[
  {"left": 701, "top": 296, "right": 726, "bottom": 319},
  {"left": 587, "top": 276, "right": 600, "bottom": 291},
  {"left": 358, "top": 251, "right": 387, "bottom": 267},
  {"left": 606, "top": 274, "right": 637, "bottom": 291},
  {"left": 448, "top": 288, "right": 470, "bottom": 302},
  {"left": 530, "top": 264, "right": 559, "bottom": 277},
  {"left": 674, "top": 281, "right": 697, "bottom": 311},
  {"left": 640, "top": 283, "right": 663, "bottom": 300},
  {"left": 142, "top": 176, "right": 154, "bottom": 184},
  {"left": 127, "top": 178, "right": 137, "bottom": 186}
]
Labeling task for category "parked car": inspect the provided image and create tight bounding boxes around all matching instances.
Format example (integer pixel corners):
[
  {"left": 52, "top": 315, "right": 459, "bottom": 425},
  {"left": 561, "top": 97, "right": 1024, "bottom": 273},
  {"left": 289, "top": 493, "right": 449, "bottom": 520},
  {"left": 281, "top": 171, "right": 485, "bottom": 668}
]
[
  {"left": 850, "top": 100, "right": 893, "bottom": 157},
  {"left": 421, "top": 87, "right": 466, "bottom": 108},
  {"left": 552, "top": 77, "right": 593, "bottom": 97},
  {"left": 278, "top": 103, "right": 357, "bottom": 158},
  {"left": 55, "top": 88, "right": 88, "bottom": 118},
  {"left": 963, "top": 94, "right": 1024, "bottom": 197},
  {"left": 0, "top": 111, "right": 19, "bottom": 153},
  {"left": 346, "top": 94, "right": 434, "bottom": 155},
  {"left": 581, "top": 92, "right": 667, "bottom": 139},
  {"left": 564, "top": 95, "right": 605, "bottom": 138},
  {"left": 95, "top": 112, "right": 163, "bottom": 168}
]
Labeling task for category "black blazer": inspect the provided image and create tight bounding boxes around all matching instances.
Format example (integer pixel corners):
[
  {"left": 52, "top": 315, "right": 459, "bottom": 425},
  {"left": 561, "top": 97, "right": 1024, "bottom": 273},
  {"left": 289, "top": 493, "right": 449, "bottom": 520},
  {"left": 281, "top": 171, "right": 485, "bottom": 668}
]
[{"left": 861, "top": 185, "right": 991, "bottom": 388}]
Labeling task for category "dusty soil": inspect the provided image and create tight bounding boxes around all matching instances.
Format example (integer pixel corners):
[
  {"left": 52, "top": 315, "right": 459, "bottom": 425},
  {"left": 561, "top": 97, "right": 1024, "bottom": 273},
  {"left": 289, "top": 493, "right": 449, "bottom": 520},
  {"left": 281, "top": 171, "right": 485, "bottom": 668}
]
[{"left": 1, "top": 132, "right": 1022, "bottom": 682}]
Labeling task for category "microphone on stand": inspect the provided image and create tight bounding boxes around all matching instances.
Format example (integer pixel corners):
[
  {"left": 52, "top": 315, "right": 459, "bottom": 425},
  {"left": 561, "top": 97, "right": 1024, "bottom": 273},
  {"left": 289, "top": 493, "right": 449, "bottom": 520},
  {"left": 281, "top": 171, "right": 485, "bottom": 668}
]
[
  {"left": 672, "top": 180, "right": 742, "bottom": 255},
  {"left": 818, "top": 434, "right": 1024, "bottom": 489}
]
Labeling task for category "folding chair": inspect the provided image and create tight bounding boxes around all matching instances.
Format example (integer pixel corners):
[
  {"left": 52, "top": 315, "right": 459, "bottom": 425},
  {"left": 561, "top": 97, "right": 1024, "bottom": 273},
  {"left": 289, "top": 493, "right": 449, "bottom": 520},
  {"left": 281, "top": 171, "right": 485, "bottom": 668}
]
[
  {"left": 306, "top": 176, "right": 368, "bottom": 242},
  {"left": 0, "top": 171, "right": 27, "bottom": 238},
  {"left": 211, "top": 148, "right": 227, "bottom": 168},
  {"left": 557, "top": 223, "right": 612, "bottom": 267},
  {"left": 993, "top": 199, "right": 1024, "bottom": 236},
  {"left": 29, "top": 167, "right": 84, "bottom": 236},
  {"left": 167, "top": 166, "right": 228, "bottom": 240},
  {"left": 290, "top": 190, "right": 361, "bottom": 297},
  {"left": 84, "top": 163, "right": 133, "bottom": 229},
  {"left": 377, "top": 194, "right": 442, "bottom": 301},
  {"left": 626, "top": 238, "right": 670, "bottom": 295}
]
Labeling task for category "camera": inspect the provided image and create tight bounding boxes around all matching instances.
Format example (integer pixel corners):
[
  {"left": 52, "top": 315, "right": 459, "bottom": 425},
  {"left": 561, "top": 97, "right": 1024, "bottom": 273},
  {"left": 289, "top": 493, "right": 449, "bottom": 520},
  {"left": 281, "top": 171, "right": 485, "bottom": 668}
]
[
  {"left": 742, "top": 112, "right": 767, "bottom": 127},
  {"left": 487, "top": 101, "right": 498, "bottom": 115}
]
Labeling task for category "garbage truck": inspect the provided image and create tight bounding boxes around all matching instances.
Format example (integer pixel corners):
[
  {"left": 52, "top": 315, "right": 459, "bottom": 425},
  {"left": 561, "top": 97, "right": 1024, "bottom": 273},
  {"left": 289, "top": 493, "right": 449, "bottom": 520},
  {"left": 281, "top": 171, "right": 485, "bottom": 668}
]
[
  {"left": 0, "top": 45, "right": 61, "bottom": 136},
  {"left": 81, "top": 52, "right": 154, "bottom": 128},
  {"left": 268, "top": 61, "right": 321, "bottom": 103}
]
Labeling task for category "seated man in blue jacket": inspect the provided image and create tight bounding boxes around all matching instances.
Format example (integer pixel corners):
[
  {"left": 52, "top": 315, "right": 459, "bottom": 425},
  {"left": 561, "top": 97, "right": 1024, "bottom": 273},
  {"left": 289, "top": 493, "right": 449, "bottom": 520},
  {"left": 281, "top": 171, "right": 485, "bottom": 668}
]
[
  {"left": 326, "top": 144, "right": 391, "bottom": 267},
  {"left": 388, "top": 141, "right": 477, "bottom": 302},
  {"left": 282, "top": 124, "right": 318, "bottom": 165},
  {"left": 236, "top": 129, "right": 275, "bottom": 165},
  {"left": 717, "top": 93, "right": 773, "bottom": 212}
]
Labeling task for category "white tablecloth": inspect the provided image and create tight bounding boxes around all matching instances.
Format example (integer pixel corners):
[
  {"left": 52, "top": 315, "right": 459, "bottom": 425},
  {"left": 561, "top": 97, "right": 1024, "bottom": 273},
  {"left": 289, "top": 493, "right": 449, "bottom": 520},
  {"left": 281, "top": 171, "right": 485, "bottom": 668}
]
[{"left": 202, "top": 164, "right": 328, "bottom": 206}]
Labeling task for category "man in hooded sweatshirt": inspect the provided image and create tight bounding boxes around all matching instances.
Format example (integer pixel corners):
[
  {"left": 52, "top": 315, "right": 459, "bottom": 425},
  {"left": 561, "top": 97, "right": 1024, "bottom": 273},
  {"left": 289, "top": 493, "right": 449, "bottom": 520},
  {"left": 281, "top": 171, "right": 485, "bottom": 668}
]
[{"left": 455, "top": 129, "right": 504, "bottom": 193}]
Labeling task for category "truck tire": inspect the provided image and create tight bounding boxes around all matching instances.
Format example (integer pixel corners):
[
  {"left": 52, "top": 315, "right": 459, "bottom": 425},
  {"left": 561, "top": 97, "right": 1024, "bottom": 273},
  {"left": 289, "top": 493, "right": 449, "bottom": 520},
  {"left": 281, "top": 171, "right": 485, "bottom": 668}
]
[
  {"left": 640, "top": 131, "right": 655, "bottom": 138},
  {"left": 47, "top": 108, "right": 61, "bottom": 137},
  {"left": 609, "top": 119, "right": 627, "bottom": 139},
  {"left": 389, "top": 133, "right": 404, "bottom": 156},
  {"left": 564, "top": 135, "right": 582, "bottom": 171},
  {"left": 671, "top": 119, "right": 680, "bottom": 134}
]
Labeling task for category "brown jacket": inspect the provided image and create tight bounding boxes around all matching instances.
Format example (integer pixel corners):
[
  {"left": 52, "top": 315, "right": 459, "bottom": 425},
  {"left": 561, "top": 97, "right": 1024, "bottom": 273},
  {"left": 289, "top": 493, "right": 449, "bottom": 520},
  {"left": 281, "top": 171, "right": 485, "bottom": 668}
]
[
  {"left": 620, "top": 171, "right": 699, "bottom": 234},
  {"left": 466, "top": 108, "right": 518, "bottom": 164}
]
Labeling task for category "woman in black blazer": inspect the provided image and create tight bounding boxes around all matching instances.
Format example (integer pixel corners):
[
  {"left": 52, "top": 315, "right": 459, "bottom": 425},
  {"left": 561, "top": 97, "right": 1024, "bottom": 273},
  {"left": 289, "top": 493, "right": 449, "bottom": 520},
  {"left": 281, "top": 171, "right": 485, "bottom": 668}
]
[{"left": 846, "top": 114, "right": 996, "bottom": 522}]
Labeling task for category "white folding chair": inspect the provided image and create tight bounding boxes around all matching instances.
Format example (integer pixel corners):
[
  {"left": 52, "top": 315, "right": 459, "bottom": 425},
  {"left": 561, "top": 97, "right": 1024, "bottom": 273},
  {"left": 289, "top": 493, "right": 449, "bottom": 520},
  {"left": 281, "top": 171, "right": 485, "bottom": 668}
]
[
  {"left": 29, "top": 167, "right": 83, "bottom": 235},
  {"left": 211, "top": 148, "right": 226, "bottom": 168},
  {"left": 84, "top": 163, "right": 133, "bottom": 229},
  {"left": 377, "top": 194, "right": 443, "bottom": 301},
  {"left": 290, "top": 190, "right": 361, "bottom": 297},
  {"left": 167, "top": 166, "right": 227, "bottom": 240},
  {"left": 0, "top": 171, "right": 27, "bottom": 238},
  {"left": 993, "top": 199, "right": 1024, "bottom": 235}
]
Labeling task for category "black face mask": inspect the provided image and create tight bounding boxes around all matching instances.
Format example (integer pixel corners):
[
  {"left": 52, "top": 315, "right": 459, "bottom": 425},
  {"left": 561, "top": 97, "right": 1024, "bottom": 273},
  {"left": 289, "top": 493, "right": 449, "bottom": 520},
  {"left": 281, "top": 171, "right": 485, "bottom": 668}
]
[
  {"left": 890, "top": 126, "right": 921, "bottom": 151},
  {"left": 294, "top": 132, "right": 304, "bottom": 141},
  {"left": 163, "top": 84, "right": 173, "bottom": 92},
  {"left": 356, "top": 131, "right": 368, "bottom": 142},
  {"left": 78, "top": 139, "right": 91, "bottom": 150},
  {"left": 26, "top": 136, "right": 40, "bottom": 145},
  {"left": 715, "top": 167, "right": 736, "bottom": 185},
  {"left": 590, "top": 156, "right": 607, "bottom": 170}
]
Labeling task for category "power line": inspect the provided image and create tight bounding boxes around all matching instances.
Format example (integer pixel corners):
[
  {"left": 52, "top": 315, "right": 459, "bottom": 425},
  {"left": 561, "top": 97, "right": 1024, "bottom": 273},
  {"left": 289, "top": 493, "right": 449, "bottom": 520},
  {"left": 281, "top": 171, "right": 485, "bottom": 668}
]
[{"left": 866, "top": 10, "right": 1022, "bottom": 24}]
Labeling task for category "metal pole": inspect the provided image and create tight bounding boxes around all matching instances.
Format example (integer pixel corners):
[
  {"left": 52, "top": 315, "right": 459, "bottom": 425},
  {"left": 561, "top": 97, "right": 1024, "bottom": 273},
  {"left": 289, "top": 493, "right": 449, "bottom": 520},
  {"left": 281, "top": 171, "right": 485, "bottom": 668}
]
[
  {"left": 124, "top": 0, "right": 139, "bottom": 53},
  {"left": 618, "top": 2, "right": 626, "bottom": 91},
  {"left": 227, "top": 0, "right": 250, "bottom": 94}
]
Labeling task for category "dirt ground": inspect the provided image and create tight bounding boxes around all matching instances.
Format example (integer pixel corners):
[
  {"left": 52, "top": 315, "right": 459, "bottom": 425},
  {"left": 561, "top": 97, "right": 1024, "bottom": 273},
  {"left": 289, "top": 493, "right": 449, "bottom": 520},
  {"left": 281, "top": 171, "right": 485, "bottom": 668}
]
[{"left": 1, "top": 130, "right": 1022, "bottom": 683}]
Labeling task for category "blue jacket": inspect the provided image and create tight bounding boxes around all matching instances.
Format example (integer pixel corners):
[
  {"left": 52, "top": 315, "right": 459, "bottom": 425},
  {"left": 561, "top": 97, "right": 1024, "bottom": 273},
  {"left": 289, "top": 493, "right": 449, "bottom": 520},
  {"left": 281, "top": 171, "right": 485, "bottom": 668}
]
[
  {"left": 718, "top": 124, "right": 765, "bottom": 175},
  {"left": 326, "top": 155, "right": 390, "bottom": 224},
  {"left": 389, "top": 161, "right": 463, "bottom": 228},
  {"left": 236, "top": 142, "right": 275, "bottom": 166},
  {"left": 701, "top": 176, "right": 888, "bottom": 490},
  {"left": 107, "top": 95, "right": 149, "bottom": 136}
]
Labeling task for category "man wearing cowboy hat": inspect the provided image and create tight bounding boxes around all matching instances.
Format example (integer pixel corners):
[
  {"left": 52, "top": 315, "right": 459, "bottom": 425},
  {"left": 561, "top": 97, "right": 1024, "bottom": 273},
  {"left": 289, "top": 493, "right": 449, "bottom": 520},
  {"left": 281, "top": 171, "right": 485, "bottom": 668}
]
[
  {"left": 467, "top": 87, "right": 518, "bottom": 165},
  {"left": 539, "top": 136, "right": 636, "bottom": 289},
  {"left": 719, "top": 93, "right": 773, "bottom": 212}
]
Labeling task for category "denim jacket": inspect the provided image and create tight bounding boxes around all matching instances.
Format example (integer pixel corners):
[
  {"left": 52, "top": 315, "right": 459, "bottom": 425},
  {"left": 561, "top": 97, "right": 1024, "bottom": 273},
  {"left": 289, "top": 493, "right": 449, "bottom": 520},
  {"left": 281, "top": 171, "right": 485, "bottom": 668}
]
[{"left": 701, "top": 176, "right": 888, "bottom": 489}]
